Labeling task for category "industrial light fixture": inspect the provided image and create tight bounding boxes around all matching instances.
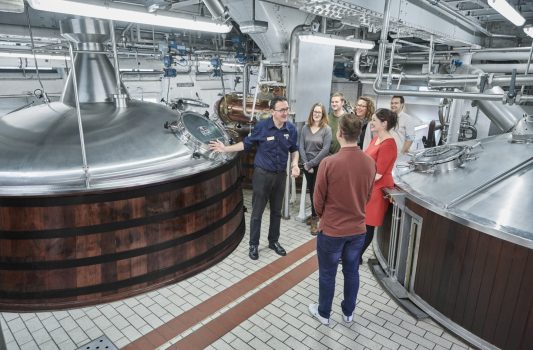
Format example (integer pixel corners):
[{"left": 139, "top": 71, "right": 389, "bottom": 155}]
[
  {"left": 0, "top": 51, "right": 70, "bottom": 61},
  {"left": 27, "top": 0, "right": 232, "bottom": 33},
  {"left": 524, "top": 25, "right": 533, "bottom": 38},
  {"left": 487, "top": 0, "right": 526, "bottom": 26},
  {"left": 298, "top": 32, "right": 375, "bottom": 50}
]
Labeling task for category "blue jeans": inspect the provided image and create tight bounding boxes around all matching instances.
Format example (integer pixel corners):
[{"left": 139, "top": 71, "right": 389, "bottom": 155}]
[{"left": 317, "top": 231, "right": 366, "bottom": 319}]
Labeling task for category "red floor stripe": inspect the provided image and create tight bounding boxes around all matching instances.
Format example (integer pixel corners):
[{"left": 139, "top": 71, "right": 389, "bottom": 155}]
[
  {"left": 123, "top": 238, "right": 317, "bottom": 350},
  {"left": 169, "top": 254, "right": 318, "bottom": 350}
]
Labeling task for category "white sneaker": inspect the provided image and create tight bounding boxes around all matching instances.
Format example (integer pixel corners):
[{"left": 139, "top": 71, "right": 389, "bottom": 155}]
[
  {"left": 308, "top": 303, "right": 329, "bottom": 325},
  {"left": 342, "top": 313, "right": 353, "bottom": 323}
]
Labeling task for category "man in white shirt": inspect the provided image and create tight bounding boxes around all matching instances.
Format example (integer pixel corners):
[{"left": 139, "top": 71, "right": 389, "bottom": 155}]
[{"left": 389, "top": 95, "right": 423, "bottom": 155}]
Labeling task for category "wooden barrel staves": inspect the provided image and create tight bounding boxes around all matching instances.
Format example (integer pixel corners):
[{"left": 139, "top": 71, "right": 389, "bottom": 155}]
[{"left": 0, "top": 158, "right": 244, "bottom": 311}]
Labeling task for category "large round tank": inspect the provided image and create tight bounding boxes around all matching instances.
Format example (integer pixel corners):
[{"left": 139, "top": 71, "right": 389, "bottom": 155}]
[
  {"left": 0, "top": 19, "right": 244, "bottom": 311},
  {"left": 373, "top": 121, "right": 533, "bottom": 349}
]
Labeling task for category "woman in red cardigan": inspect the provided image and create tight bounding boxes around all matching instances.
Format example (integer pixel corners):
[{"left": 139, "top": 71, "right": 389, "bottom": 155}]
[{"left": 360, "top": 108, "right": 398, "bottom": 264}]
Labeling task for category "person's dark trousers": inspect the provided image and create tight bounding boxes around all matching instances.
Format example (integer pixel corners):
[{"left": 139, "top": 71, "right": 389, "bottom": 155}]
[
  {"left": 303, "top": 166, "right": 318, "bottom": 217},
  {"left": 249, "top": 167, "right": 287, "bottom": 246},
  {"left": 360, "top": 225, "right": 375, "bottom": 263},
  {"left": 316, "top": 231, "right": 366, "bottom": 319}
]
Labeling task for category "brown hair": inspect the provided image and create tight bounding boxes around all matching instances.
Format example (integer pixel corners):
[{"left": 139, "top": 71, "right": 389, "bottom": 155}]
[
  {"left": 338, "top": 113, "right": 362, "bottom": 143},
  {"left": 356, "top": 96, "right": 375, "bottom": 121},
  {"left": 374, "top": 108, "right": 398, "bottom": 131},
  {"left": 306, "top": 103, "right": 328, "bottom": 128}
]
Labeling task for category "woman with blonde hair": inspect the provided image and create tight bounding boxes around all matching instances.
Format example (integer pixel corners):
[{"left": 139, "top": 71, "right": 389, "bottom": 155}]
[
  {"left": 354, "top": 96, "right": 375, "bottom": 149},
  {"left": 299, "top": 102, "right": 332, "bottom": 235}
]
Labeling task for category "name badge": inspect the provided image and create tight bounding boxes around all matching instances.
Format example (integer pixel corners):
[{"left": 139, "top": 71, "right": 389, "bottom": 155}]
[{"left": 266, "top": 136, "right": 275, "bottom": 141}]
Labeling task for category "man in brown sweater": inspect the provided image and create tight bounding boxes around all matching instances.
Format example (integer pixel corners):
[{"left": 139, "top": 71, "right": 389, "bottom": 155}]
[{"left": 308, "top": 114, "right": 376, "bottom": 325}]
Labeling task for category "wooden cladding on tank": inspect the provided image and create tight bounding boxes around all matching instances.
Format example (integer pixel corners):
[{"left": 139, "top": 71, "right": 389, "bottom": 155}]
[
  {"left": 408, "top": 200, "right": 533, "bottom": 350},
  {"left": 0, "top": 159, "right": 245, "bottom": 311}
]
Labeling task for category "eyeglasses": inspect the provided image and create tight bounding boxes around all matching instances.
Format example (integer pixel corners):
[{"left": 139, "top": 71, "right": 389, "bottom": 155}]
[{"left": 274, "top": 108, "right": 290, "bottom": 113}]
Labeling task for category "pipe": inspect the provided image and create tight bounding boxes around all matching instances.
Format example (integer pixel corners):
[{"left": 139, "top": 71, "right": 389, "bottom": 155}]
[
  {"left": 428, "top": 35, "right": 434, "bottom": 74},
  {"left": 372, "top": 1, "right": 504, "bottom": 101},
  {"left": 429, "top": 75, "right": 533, "bottom": 88},
  {"left": 404, "top": 46, "right": 533, "bottom": 57},
  {"left": 374, "top": 0, "right": 392, "bottom": 91},
  {"left": 109, "top": 20, "right": 126, "bottom": 108},
  {"left": 520, "top": 42, "right": 533, "bottom": 95},
  {"left": 472, "top": 51, "right": 533, "bottom": 61},
  {"left": 408, "top": 0, "right": 492, "bottom": 37},
  {"left": 447, "top": 94, "right": 464, "bottom": 143},
  {"left": 354, "top": 50, "right": 479, "bottom": 82},
  {"left": 287, "top": 24, "right": 308, "bottom": 109},
  {"left": 470, "top": 64, "right": 533, "bottom": 74},
  {"left": 121, "top": 23, "right": 134, "bottom": 37},
  {"left": 202, "top": 0, "right": 227, "bottom": 21},
  {"left": 242, "top": 62, "right": 259, "bottom": 117},
  {"left": 68, "top": 41, "right": 90, "bottom": 188}
]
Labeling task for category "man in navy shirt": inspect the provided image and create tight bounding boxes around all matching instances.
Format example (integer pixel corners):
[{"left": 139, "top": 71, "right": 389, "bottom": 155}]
[{"left": 209, "top": 96, "right": 300, "bottom": 260}]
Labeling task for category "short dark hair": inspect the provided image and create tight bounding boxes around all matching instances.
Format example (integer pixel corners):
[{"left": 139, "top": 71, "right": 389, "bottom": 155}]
[
  {"left": 338, "top": 113, "right": 361, "bottom": 143},
  {"left": 374, "top": 108, "right": 398, "bottom": 131},
  {"left": 391, "top": 95, "right": 404, "bottom": 104},
  {"left": 269, "top": 96, "right": 288, "bottom": 109}
]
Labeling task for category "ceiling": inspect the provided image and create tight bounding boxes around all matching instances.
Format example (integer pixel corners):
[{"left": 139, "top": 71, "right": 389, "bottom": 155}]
[{"left": 0, "top": 0, "right": 531, "bottom": 60}]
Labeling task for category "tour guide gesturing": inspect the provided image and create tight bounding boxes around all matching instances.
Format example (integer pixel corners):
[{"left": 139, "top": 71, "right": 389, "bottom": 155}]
[{"left": 209, "top": 96, "right": 300, "bottom": 260}]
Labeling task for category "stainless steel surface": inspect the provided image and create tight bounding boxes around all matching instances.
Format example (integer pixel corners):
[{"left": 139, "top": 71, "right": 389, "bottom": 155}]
[
  {"left": 512, "top": 114, "right": 533, "bottom": 143},
  {"left": 395, "top": 134, "right": 533, "bottom": 248},
  {"left": 60, "top": 18, "right": 128, "bottom": 106},
  {"left": 292, "top": 38, "right": 334, "bottom": 123},
  {"left": 223, "top": 0, "right": 310, "bottom": 62},
  {"left": 410, "top": 145, "right": 469, "bottom": 173},
  {"left": 469, "top": 86, "right": 525, "bottom": 132},
  {"left": 168, "top": 110, "right": 230, "bottom": 162},
  {"left": 0, "top": 18, "right": 235, "bottom": 195},
  {"left": 67, "top": 41, "right": 90, "bottom": 188},
  {"left": 0, "top": 100, "right": 233, "bottom": 194}
]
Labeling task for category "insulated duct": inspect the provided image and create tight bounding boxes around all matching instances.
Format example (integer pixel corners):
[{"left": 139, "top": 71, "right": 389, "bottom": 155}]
[
  {"left": 202, "top": 0, "right": 227, "bottom": 21},
  {"left": 0, "top": 0, "right": 23, "bottom": 13}
]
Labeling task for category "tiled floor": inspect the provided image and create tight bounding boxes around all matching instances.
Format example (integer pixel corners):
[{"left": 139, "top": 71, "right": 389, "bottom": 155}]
[{"left": 1, "top": 189, "right": 475, "bottom": 350}]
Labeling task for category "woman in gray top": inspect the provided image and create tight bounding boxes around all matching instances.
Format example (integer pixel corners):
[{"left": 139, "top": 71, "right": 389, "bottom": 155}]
[{"left": 299, "top": 102, "right": 332, "bottom": 235}]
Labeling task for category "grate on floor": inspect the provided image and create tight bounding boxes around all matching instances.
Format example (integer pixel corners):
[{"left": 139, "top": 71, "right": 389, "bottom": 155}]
[{"left": 76, "top": 335, "right": 118, "bottom": 350}]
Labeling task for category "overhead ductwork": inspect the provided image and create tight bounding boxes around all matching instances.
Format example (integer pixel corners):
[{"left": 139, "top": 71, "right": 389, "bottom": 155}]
[{"left": 0, "top": 0, "right": 23, "bottom": 13}]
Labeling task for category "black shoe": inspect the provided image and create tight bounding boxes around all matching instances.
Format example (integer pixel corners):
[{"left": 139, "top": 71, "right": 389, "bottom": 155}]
[
  {"left": 268, "top": 242, "right": 286, "bottom": 256},
  {"left": 249, "top": 245, "right": 259, "bottom": 260}
]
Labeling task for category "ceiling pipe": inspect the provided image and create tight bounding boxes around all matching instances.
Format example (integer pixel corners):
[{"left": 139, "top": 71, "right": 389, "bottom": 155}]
[
  {"left": 472, "top": 51, "right": 533, "bottom": 61},
  {"left": 465, "top": 64, "right": 533, "bottom": 74},
  {"left": 355, "top": 49, "right": 533, "bottom": 90},
  {"left": 372, "top": 0, "right": 505, "bottom": 101},
  {"left": 201, "top": 0, "right": 228, "bottom": 21},
  {"left": 429, "top": 75, "right": 533, "bottom": 88},
  {"left": 354, "top": 50, "right": 478, "bottom": 82},
  {"left": 408, "top": 0, "right": 493, "bottom": 37}
]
